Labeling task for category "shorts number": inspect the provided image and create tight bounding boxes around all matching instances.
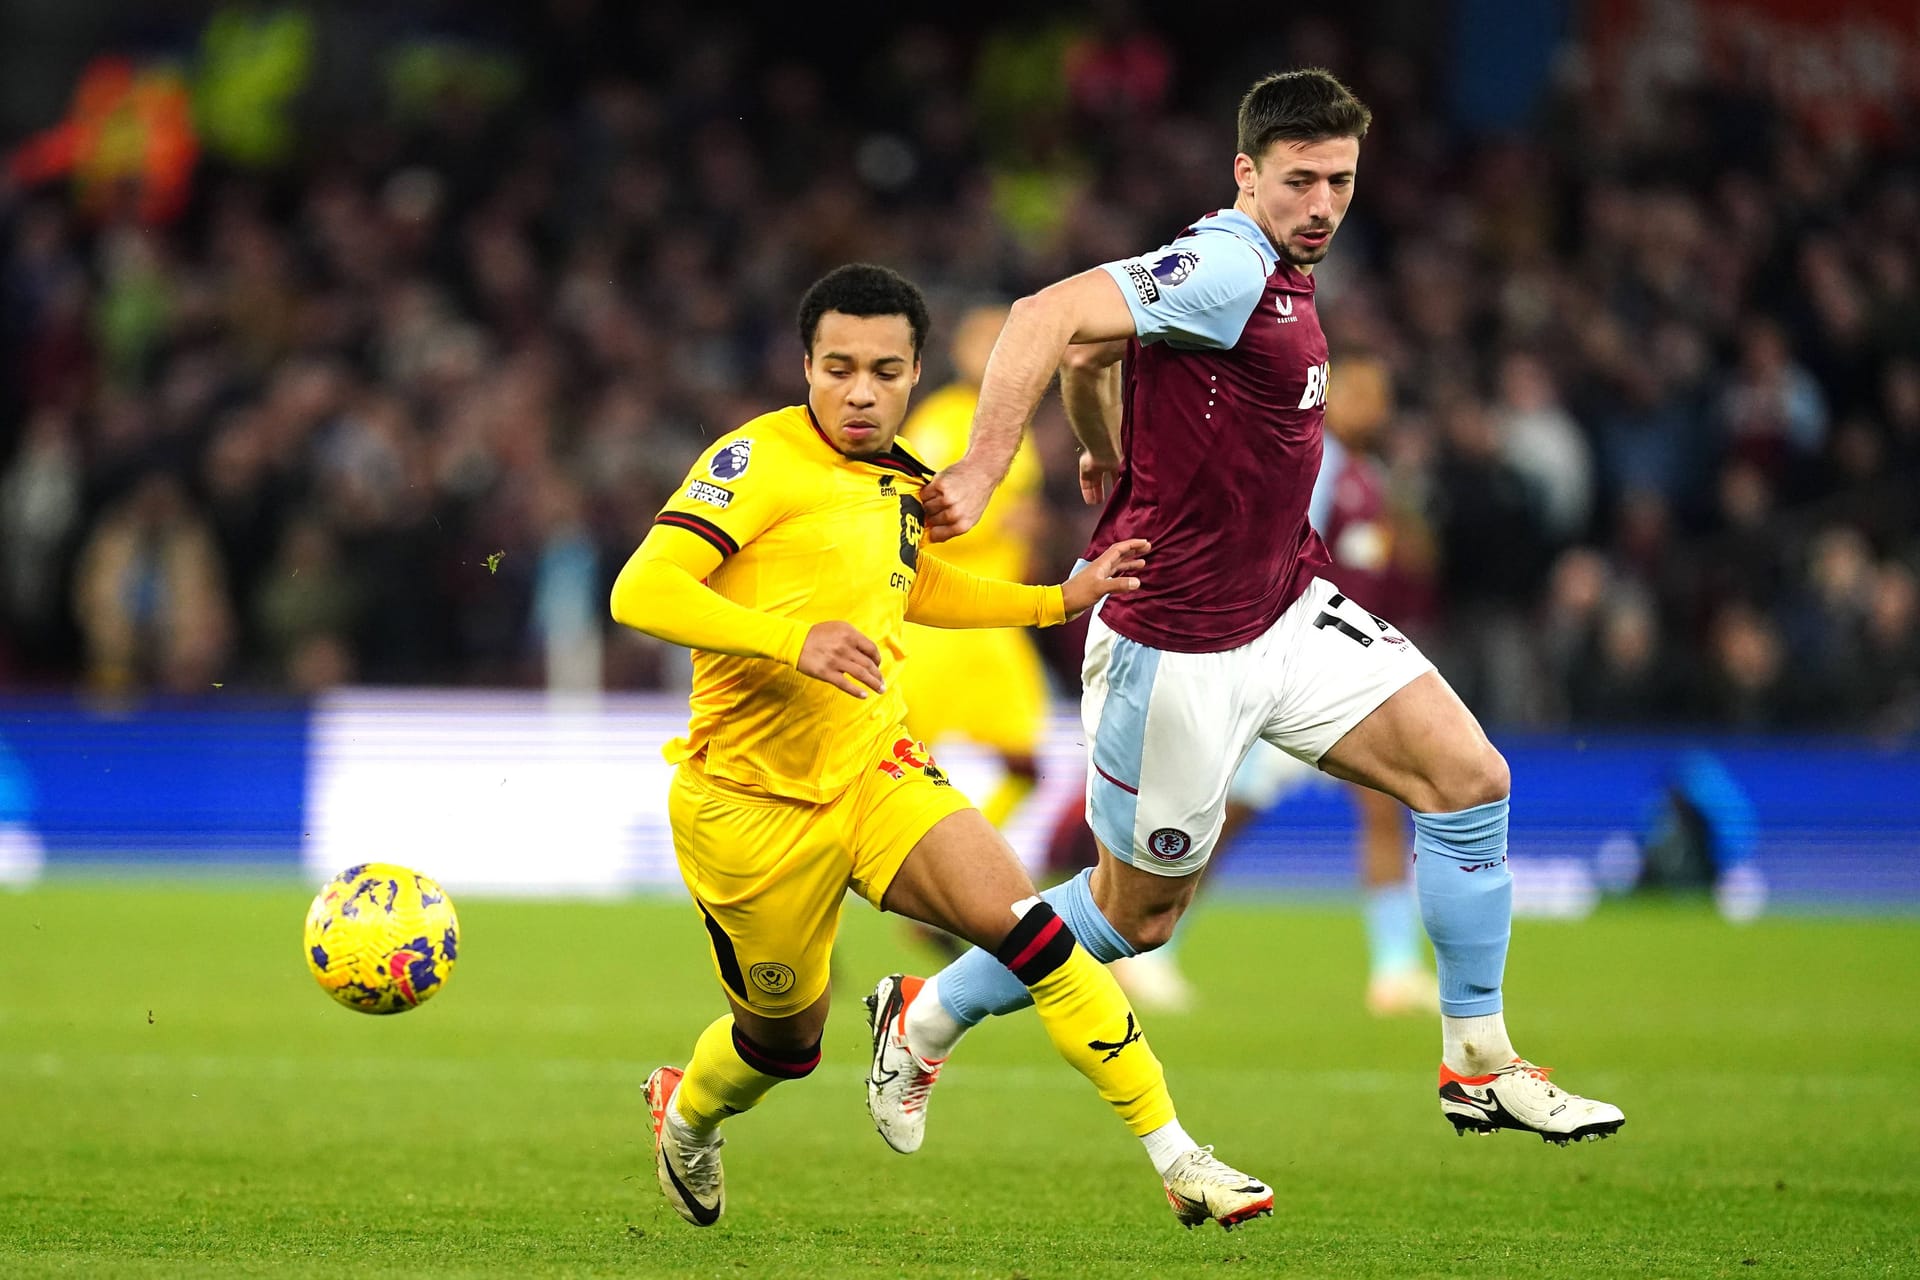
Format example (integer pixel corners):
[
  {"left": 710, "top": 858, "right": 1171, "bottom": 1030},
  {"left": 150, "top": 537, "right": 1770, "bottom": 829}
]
[{"left": 1312, "top": 592, "right": 1392, "bottom": 648}]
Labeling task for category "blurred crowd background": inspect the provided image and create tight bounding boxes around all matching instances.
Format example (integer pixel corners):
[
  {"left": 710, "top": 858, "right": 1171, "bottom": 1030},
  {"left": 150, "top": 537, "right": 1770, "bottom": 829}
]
[{"left": 2, "top": 0, "right": 1917, "bottom": 736}]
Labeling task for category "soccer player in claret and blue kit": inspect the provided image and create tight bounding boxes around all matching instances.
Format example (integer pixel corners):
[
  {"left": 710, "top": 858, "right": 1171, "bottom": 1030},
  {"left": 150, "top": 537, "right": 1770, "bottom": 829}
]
[
  {"left": 868, "top": 69, "right": 1625, "bottom": 1152},
  {"left": 611, "top": 264, "right": 1274, "bottom": 1230}
]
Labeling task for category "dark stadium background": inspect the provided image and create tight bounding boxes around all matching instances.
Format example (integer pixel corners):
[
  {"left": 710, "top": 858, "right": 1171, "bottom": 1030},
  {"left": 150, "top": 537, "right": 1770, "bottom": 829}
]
[
  {"left": 0, "top": 0, "right": 1916, "bottom": 907},
  {"left": 2, "top": 5, "right": 1917, "bottom": 1277}
]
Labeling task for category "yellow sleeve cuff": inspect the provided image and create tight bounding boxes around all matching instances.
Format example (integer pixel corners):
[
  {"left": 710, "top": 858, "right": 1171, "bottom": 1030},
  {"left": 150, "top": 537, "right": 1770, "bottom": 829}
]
[
  {"left": 1036, "top": 584, "right": 1066, "bottom": 628},
  {"left": 770, "top": 617, "right": 809, "bottom": 668}
]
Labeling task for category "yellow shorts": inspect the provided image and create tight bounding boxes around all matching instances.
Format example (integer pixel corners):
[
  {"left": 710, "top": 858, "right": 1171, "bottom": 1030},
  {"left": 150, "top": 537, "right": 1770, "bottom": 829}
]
[
  {"left": 669, "top": 727, "right": 972, "bottom": 1016},
  {"left": 901, "top": 624, "right": 1048, "bottom": 756}
]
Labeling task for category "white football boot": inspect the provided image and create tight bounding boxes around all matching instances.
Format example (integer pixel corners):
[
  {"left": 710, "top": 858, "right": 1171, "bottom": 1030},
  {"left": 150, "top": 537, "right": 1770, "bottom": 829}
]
[
  {"left": 864, "top": 973, "right": 945, "bottom": 1154},
  {"left": 1162, "top": 1146, "right": 1275, "bottom": 1230},
  {"left": 1438, "top": 1058, "right": 1625, "bottom": 1144},
  {"left": 645, "top": 1066, "right": 725, "bottom": 1226}
]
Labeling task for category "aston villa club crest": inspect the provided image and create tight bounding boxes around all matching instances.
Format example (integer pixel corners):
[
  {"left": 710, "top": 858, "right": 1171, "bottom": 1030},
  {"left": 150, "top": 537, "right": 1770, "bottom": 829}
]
[{"left": 1147, "top": 828, "right": 1191, "bottom": 861}]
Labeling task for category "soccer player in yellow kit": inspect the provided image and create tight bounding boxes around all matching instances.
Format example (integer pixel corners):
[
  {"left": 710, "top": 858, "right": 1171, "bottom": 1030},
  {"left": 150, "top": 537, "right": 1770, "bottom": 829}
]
[
  {"left": 901, "top": 304, "right": 1051, "bottom": 833},
  {"left": 610, "top": 264, "right": 1271, "bottom": 1231}
]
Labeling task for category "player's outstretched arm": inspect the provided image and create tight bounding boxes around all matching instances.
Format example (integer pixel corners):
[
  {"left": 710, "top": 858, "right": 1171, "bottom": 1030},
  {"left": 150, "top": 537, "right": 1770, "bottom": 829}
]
[
  {"left": 904, "top": 552, "right": 1068, "bottom": 631},
  {"left": 1060, "top": 537, "right": 1149, "bottom": 618},
  {"left": 905, "top": 539, "right": 1145, "bottom": 630},
  {"left": 922, "top": 270, "right": 1137, "bottom": 543}
]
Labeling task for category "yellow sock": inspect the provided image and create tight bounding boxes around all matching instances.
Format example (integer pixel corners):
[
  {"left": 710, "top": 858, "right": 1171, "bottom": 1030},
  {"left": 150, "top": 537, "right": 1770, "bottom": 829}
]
[
  {"left": 998, "top": 906, "right": 1176, "bottom": 1136},
  {"left": 979, "top": 769, "right": 1037, "bottom": 829},
  {"left": 673, "top": 1015, "right": 820, "bottom": 1135}
]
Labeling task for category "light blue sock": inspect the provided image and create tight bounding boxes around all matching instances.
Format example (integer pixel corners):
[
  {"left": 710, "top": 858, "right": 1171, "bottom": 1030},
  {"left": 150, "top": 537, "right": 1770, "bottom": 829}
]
[
  {"left": 935, "top": 869, "right": 1135, "bottom": 1027},
  {"left": 1412, "top": 799, "right": 1510, "bottom": 1017},
  {"left": 1362, "top": 882, "right": 1422, "bottom": 977}
]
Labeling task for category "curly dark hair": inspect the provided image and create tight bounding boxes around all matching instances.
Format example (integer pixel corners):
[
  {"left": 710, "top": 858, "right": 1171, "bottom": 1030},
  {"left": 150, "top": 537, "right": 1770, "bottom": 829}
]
[
  {"left": 1237, "top": 68, "right": 1372, "bottom": 159},
  {"left": 796, "top": 263, "right": 931, "bottom": 358}
]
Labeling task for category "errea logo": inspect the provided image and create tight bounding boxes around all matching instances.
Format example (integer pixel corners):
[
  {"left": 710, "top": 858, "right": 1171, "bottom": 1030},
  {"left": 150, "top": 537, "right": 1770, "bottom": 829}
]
[{"left": 1298, "top": 361, "right": 1330, "bottom": 410}]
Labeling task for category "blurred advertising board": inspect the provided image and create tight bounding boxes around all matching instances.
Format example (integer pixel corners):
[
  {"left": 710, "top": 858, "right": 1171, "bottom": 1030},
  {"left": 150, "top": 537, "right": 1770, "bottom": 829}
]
[{"left": 1, "top": 691, "right": 1915, "bottom": 910}]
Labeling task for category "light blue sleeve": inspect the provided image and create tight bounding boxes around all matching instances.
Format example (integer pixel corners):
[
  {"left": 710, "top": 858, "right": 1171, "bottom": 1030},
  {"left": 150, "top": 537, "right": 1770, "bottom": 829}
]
[{"left": 1097, "top": 232, "right": 1270, "bottom": 350}]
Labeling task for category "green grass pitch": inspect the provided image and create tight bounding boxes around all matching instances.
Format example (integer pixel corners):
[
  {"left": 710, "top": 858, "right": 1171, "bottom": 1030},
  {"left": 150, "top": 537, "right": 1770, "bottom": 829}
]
[{"left": 2, "top": 881, "right": 1917, "bottom": 1278}]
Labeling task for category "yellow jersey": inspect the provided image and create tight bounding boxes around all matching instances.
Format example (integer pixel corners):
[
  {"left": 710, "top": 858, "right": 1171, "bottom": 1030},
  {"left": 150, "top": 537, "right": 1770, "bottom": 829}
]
[
  {"left": 903, "top": 383, "right": 1042, "bottom": 582},
  {"left": 612, "top": 404, "right": 1066, "bottom": 804}
]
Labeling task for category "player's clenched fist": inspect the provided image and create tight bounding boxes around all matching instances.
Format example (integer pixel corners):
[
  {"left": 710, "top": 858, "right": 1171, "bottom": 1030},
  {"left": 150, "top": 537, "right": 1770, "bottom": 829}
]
[
  {"left": 799, "top": 620, "right": 886, "bottom": 698},
  {"left": 1061, "top": 538, "right": 1151, "bottom": 618},
  {"left": 919, "top": 458, "right": 997, "bottom": 543}
]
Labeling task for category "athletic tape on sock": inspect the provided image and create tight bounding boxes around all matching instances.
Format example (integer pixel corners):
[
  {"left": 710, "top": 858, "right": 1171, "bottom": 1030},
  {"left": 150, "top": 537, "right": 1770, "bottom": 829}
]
[
  {"left": 993, "top": 901, "right": 1077, "bottom": 986},
  {"left": 933, "top": 872, "right": 1132, "bottom": 1026},
  {"left": 728, "top": 1025, "right": 821, "bottom": 1080}
]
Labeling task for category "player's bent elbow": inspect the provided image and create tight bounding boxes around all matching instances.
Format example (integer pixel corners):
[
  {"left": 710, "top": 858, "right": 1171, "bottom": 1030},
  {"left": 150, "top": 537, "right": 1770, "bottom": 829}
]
[
  {"left": 608, "top": 560, "right": 665, "bottom": 635},
  {"left": 1061, "top": 338, "right": 1126, "bottom": 372},
  {"left": 608, "top": 593, "right": 647, "bottom": 634},
  {"left": 1009, "top": 290, "right": 1073, "bottom": 346},
  {"left": 1007, "top": 290, "right": 1049, "bottom": 323}
]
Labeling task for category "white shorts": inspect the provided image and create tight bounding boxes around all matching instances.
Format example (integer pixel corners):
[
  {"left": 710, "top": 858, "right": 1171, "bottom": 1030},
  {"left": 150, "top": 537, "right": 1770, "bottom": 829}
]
[{"left": 1082, "top": 576, "right": 1433, "bottom": 877}]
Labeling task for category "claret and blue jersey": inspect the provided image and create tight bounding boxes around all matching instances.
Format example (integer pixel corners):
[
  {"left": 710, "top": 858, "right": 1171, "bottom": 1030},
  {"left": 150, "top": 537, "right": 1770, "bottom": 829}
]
[{"left": 1090, "top": 207, "right": 1335, "bottom": 654}]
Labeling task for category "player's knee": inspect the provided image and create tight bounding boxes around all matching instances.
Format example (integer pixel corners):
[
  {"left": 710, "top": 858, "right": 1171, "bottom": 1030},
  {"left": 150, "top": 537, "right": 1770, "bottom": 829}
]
[
  {"left": 1088, "top": 859, "right": 1192, "bottom": 951},
  {"left": 1116, "top": 904, "right": 1184, "bottom": 953},
  {"left": 1446, "top": 746, "right": 1510, "bottom": 811}
]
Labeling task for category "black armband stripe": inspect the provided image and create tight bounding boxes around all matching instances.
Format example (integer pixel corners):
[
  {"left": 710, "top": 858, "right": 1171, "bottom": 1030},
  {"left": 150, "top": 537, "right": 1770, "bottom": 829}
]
[{"left": 655, "top": 511, "right": 739, "bottom": 557}]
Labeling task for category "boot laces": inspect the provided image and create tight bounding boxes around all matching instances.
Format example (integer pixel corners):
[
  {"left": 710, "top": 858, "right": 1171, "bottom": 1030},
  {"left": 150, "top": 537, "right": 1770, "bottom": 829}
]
[
  {"left": 900, "top": 1056, "right": 941, "bottom": 1114},
  {"left": 679, "top": 1134, "right": 725, "bottom": 1190},
  {"left": 1180, "top": 1145, "right": 1257, "bottom": 1190},
  {"left": 1505, "top": 1059, "right": 1559, "bottom": 1097}
]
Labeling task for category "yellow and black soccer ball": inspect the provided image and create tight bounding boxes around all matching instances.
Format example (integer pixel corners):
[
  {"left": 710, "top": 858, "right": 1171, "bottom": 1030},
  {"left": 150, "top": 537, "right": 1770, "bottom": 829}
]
[{"left": 304, "top": 863, "right": 460, "bottom": 1015}]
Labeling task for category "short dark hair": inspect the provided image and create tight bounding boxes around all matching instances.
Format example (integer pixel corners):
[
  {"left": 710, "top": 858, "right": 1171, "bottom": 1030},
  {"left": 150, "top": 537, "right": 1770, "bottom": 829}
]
[
  {"left": 797, "top": 264, "right": 931, "bottom": 358},
  {"left": 1237, "top": 68, "right": 1371, "bottom": 160}
]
